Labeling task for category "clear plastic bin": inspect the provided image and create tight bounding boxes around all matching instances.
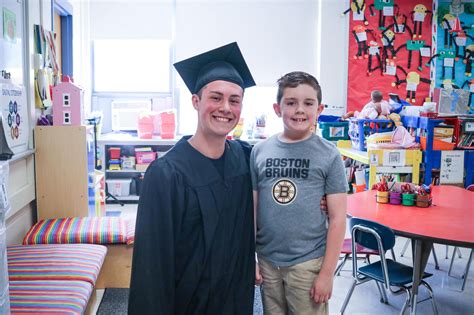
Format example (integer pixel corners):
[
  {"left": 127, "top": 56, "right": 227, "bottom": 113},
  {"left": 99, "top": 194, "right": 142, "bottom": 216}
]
[
  {"left": 106, "top": 179, "right": 132, "bottom": 197},
  {"left": 0, "top": 228, "right": 10, "bottom": 314}
]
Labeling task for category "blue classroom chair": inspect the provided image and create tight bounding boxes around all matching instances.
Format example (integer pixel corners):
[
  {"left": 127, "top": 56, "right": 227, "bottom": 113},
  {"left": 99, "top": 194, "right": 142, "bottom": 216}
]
[{"left": 341, "top": 217, "right": 438, "bottom": 315}]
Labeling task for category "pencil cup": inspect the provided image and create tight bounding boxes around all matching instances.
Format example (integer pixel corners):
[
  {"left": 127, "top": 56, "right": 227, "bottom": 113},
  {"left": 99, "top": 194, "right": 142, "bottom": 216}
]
[
  {"left": 389, "top": 192, "right": 401, "bottom": 205},
  {"left": 401, "top": 193, "right": 416, "bottom": 206},
  {"left": 376, "top": 191, "right": 389, "bottom": 204},
  {"left": 416, "top": 194, "right": 432, "bottom": 208}
]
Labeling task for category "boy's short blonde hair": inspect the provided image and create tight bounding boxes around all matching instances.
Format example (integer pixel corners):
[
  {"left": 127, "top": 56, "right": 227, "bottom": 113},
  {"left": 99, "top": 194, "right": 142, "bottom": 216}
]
[{"left": 276, "top": 71, "right": 322, "bottom": 105}]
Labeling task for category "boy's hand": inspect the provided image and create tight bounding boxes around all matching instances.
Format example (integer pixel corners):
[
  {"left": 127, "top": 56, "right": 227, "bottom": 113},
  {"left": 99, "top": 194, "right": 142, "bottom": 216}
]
[
  {"left": 310, "top": 272, "right": 333, "bottom": 304},
  {"left": 255, "top": 263, "right": 263, "bottom": 286},
  {"left": 320, "top": 195, "right": 328, "bottom": 214}
]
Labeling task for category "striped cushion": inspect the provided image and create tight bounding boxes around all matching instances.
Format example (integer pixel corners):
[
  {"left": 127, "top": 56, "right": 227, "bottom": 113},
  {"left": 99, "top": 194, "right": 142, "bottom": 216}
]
[
  {"left": 8, "top": 244, "right": 107, "bottom": 285},
  {"left": 10, "top": 280, "right": 92, "bottom": 314},
  {"left": 22, "top": 217, "right": 127, "bottom": 245}
]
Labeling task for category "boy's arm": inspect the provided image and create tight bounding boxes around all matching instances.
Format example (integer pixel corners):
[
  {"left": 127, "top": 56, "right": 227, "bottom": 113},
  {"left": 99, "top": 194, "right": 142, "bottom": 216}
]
[
  {"left": 310, "top": 192, "right": 347, "bottom": 304},
  {"left": 254, "top": 190, "right": 263, "bottom": 285}
]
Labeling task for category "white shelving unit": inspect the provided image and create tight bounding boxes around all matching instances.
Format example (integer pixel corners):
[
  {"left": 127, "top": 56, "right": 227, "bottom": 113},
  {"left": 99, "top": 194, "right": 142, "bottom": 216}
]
[{"left": 98, "top": 133, "right": 178, "bottom": 202}]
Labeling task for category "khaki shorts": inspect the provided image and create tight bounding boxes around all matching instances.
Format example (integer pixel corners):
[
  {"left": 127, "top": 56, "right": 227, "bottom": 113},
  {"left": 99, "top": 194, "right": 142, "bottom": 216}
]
[{"left": 258, "top": 256, "right": 328, "bottom": 315}]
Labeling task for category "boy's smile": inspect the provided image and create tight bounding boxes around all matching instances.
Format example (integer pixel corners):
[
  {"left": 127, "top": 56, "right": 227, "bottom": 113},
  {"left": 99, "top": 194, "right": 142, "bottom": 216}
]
[{"left": 274, "top": 84, "right": 323, "bottom": 142}]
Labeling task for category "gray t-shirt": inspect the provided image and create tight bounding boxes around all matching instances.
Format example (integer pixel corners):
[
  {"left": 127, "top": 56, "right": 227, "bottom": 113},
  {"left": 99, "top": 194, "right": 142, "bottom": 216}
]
[{"left": 250, "top": 133, "right": 348, "bottom": 267}]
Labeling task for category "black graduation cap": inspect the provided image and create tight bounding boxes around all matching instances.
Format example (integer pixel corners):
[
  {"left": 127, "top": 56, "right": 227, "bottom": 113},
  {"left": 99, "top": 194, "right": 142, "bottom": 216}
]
[{"left": 174, "top": 42, "right": 256, "bottom": 94}]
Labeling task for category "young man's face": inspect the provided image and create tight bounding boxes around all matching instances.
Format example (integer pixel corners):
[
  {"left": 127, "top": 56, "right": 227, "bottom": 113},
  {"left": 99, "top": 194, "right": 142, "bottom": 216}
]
[
  {"left": 192, "top": 80, "right": 244, "bottom": 138},
  {"left": 273, "top": 84, "right": 323, "bottom": 140}
]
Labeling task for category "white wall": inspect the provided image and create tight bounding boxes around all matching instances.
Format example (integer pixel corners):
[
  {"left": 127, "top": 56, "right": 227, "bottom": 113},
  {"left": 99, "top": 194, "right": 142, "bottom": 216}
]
[
  {"left": 89, "top": 0, "right": 173, "bottom": 39},
  {"left": 316, "top": 0, "right": 348, "bottom": 115},
  {"left": 87, "top": 0, "right": 349, "bottom": 133},
  {"left": 5, "top": 0, "right": 52, "bottom": 245},
  {"left": 175, "top": 1, "right": 317, "bottom": 85}
]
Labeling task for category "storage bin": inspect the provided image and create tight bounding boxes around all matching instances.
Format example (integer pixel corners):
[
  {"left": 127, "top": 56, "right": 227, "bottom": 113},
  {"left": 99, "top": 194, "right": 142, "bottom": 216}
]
[
  {"left": 138, "top": 114, "right": 155, "bottom": 139},
  {"left": 135, "top": 151, "right": 156, "bottom": 164},
  {"left": 0, "top": 228, "right": 9, "bottom": 315},
  {"left": 419, "top": 136, "right": 456, "bottom": 151},
  {"left": 108, "top": 147, "right": 121, "bottom": 159},
  {"left": 155, "top": 110, "right": 176, "bottom": 139},
  {"left": 121, "top": 156, "right": 136, "bottom": 170},
  {"left": 352, "top": 183, "right": 366, "bottom": 193},
  {"left": 349, "top": 118, "right": 394, "bottom": 151},
  {"left": 317, "top": 121, "right": 349, "bottom": 141},
  {"left": 106, "top": 179, "right": 132, "bottom": 197},
  {"left": 0, "top": 285, "right": 9, "bottom": 315}
]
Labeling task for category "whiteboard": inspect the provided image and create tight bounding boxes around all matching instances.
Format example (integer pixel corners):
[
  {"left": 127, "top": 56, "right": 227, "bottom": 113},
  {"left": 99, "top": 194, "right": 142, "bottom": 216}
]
[{"left": 0, "top": 0, "right": 24, "bottom": 85}]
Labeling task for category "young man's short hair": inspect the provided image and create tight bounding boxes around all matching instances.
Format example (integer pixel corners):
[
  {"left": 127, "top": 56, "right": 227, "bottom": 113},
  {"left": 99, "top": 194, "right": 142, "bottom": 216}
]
[
  {"left": 276, "top": 71, "right": 322, "bottom": 105},
  {"left": 371, "top": 90, "right": 383, "bottom": 102}
]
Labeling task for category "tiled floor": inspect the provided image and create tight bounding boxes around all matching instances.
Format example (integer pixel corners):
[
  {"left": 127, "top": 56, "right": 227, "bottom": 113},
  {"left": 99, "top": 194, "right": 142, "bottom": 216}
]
[{"left": 97, "top": 202, "right": 474, "bottom": 314}]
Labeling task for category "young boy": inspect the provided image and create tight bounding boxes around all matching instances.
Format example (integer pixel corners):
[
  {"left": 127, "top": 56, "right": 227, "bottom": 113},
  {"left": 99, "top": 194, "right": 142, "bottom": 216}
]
[{"left": 251, "top": 71, "right": 347, "bottom": 314}]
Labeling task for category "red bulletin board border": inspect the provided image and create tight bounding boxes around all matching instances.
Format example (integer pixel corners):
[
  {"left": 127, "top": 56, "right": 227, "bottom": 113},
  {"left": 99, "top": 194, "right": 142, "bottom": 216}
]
[{"left": 346, "top": 0, "right": 433, "bottom": 113}]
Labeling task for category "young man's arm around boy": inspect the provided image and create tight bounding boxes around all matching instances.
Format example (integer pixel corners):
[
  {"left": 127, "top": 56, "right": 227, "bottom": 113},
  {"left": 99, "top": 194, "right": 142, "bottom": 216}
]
[{"left": 310, "top": 193, "right": 347, "bottom": 303}]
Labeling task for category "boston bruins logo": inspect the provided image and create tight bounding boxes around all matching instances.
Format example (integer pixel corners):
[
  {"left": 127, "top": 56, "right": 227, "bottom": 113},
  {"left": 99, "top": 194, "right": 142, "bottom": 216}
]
[{"left": 272, "top": 179, "right": 297, "bottom": 205}]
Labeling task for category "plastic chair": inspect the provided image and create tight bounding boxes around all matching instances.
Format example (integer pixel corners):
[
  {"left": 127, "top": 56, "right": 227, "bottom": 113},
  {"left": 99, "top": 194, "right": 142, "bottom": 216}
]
[
  {"left": 335, "top": 238, "right": 379, "bottom": 276},
  {"left": 336, "top": 238, "right": 397, "bottom": 276},
  {"left": 340, "top": 217, "right": 438, "bottom": 315},
  {"left": 448, "top": 248, "right": 473, "bottom": 291}
]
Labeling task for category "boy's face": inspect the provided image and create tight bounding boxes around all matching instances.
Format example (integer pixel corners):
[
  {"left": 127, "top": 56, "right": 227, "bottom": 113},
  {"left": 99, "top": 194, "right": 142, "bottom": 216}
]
[
  {"left": 192, "top": 80, "right": 244, "bottom": 139},
  {"left": 273, "top": 84, "right": 323, "bottom": 140}
]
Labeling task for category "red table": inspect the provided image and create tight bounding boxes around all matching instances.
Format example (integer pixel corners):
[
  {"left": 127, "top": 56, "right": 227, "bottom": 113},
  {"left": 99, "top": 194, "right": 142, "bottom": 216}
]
[{"left": 347, "top": 185, "right": 474, "bottom": 314}]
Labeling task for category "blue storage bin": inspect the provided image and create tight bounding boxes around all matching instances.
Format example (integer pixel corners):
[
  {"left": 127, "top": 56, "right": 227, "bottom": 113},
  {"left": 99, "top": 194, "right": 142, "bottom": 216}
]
[
  {"left": 318, "top": 121, "right": 349, "bottom": 141},
  {"left": 401, "top": 115, "right": 419, "bottom": 129},
  {"left": 318, "top": 115, "right": 341, "bottom": 123},
  {"left": 348, "top": 118, "right": 395, "bottom": 151}
]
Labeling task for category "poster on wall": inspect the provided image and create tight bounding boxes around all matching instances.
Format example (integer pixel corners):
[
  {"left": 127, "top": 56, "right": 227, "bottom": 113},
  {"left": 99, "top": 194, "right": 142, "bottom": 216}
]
[
  {"left": 2, "top": 7, "right": 16, "bottom": 43},
  {"left": 345, "top": 0, "right": 433, "bottom": 113},
  {"left": 0, "top": 82, "right": 28, "bottom": 154},
  {"left": 434, "top": 1, "right": 474, "bottom": 114},
  {"left": 440, "top": 150, "right": 464, "bottom": 184}
]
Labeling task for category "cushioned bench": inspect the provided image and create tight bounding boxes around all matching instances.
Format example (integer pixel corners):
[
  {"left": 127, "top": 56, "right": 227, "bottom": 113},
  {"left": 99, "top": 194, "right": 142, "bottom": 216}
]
[
  {"left": 8, "top": 244, "right": 106, "bottom": 285},
  {"left": 7, "top": 243, "right": 107, "bottom": 314},
  {"left": 9, "top": 280, "right": 93, "bottom": 314},
  {"left": 22, "top": 217, "right": 135, "bottom": 288}
]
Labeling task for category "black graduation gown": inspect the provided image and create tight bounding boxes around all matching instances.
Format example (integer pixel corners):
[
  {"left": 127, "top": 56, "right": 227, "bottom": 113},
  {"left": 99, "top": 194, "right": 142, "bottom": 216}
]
[{"left": 128, "top": 137, "right": 255, "bottom": 315}]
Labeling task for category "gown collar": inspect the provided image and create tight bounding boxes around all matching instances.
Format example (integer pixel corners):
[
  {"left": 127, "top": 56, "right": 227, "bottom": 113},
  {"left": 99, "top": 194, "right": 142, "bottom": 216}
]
[{"left": 169, "top": 136, "right": 247, "bottom": 187}]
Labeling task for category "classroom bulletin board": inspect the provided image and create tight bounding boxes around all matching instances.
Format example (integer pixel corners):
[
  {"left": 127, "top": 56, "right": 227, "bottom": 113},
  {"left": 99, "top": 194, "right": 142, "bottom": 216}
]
[{"left": 345, "top": 0, "right": 434, "bottom": 112}]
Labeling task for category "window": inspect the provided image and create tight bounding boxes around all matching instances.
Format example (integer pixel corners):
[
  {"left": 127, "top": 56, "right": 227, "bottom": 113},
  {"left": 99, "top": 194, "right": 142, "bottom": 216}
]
[{"left": 93, "top": 39, "right": 171, "bottom": 93}]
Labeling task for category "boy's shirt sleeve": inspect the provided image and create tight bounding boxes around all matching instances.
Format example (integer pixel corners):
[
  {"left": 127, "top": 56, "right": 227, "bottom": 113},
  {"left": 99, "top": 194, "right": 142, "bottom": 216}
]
[{"left": 325, "top": 148, "right": 349, "bottom": 194}]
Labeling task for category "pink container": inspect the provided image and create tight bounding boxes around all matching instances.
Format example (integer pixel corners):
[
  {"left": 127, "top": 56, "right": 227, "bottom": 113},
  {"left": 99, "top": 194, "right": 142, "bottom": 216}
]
[
  {"left": 136, "top": 151, "right": 156, "bottom": 164},
  {"left": 389, "top": 192, "right": 402, "bottom": 205},
  {"left": 156, "top": 111, "right": 176, "bottom": 139},
  {"left": 138, "top": 115, "right": 154, "bottom": 139}
]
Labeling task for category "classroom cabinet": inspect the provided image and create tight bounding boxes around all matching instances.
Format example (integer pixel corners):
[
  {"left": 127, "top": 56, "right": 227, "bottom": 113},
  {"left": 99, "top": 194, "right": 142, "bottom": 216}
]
[
  {"left": 97, "top": 134, "right": 176, "bottom": 203},
  {"left": 35, "top": 126, "right": 103, "bottom": 219}
]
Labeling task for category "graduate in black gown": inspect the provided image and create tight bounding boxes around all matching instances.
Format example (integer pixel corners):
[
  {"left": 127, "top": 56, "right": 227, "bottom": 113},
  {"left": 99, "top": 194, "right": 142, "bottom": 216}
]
[{"left": 128, "top": 42, "right": 256, "bottom": 314}]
